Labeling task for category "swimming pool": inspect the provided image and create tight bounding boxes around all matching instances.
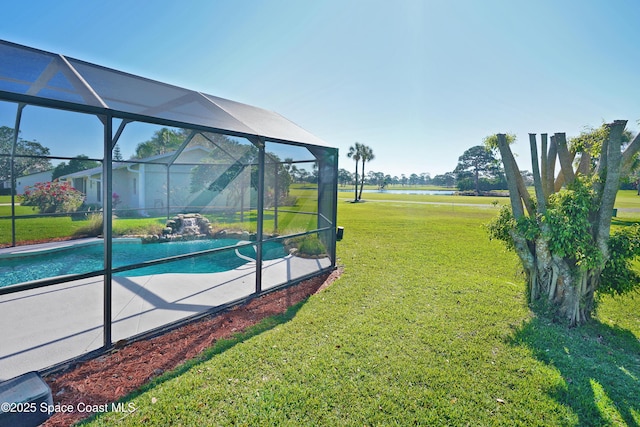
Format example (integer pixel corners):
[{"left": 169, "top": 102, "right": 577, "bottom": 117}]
[{"left": 0, "top": 238, "right": 287, "bottom": 288}]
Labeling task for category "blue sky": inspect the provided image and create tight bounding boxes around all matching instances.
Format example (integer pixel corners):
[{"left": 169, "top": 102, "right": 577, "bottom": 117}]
[{"left": 1, "top": 0, "right": 639, "bottom": 177}]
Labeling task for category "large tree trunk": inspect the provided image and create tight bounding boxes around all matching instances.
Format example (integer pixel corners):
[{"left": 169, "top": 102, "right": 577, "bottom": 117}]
[
  {"left": 474, "top": 169, "right": 479, "bottom": 195},
  {"left": 358, "top": 160, "right": 366, "bottom": 201},
  {"left": 527, "top": 248, "right": 596, "bottom": 325},
  {"left": 496, "top": 121, "right": 630, "bottom": 326},
  {"left": 353, "top": 161, "right": 359, "bottom": 202}
]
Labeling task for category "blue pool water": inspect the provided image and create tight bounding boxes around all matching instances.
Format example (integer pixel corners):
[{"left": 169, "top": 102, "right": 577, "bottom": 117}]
[{"left": 0, "top": 239, "right": 287, "bottom": 288}]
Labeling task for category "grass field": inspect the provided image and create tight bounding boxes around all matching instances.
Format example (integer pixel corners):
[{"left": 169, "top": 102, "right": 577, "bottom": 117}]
[
  {"left": 82, "top": 194, "right": 640, "bottom": 426},
  {"left": 341, "top": 184, "right": 457, "bottom": 192},
  {"left": 338, "top": 190, "right": 509, "bottom": 206},
  {"left": 0, "top": 186, "right": 321, "bottom": 246},
  {"left": 3, "top": 188, "right": 639, "bottom": 245}
]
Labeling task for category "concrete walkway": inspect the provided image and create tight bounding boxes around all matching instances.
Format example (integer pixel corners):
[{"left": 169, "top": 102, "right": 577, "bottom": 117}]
[{"left": 0, "top": 253, "right": 330, "bottom": 380}]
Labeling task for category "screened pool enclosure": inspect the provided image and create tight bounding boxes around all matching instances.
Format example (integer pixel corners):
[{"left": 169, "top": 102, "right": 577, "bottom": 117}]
[{"left": 0, "top": 40, "right": 338, "bottom": 377}]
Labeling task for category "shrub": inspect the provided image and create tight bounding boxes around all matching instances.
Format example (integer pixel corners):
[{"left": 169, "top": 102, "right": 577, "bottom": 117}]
[
  {"left": 73, "top": 213, "right": 103, "bottom": 237},
  {"left": 71, "top": 202, "right": 102, "bottom": 221},
  {"left": 287, "top": 234, "right": 326, "bottom": 257},
  {"left": 115, "top": 206, "right": 144, "bottom": 218},
  {"left": 299, "top": 236, "right": 325, "bottom": 256},
  {"left": 112, "top": 192, "right": 121, "bottom": 210},
  {"left": 22, "top": 181, "right": 84, "bottom": 214}
]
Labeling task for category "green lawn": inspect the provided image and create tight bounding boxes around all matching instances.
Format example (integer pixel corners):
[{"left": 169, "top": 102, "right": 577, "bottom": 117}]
[
  {"left": 83, "top": 197, "right": 640, "bottom": 426},
  {"left": 0, "top": 188, "right": 321, "bottom": 246},
  {"left": 612, "top": 190, "right": 640, "bottom": 210},
  {"left": 2, "top": 187, "right": 634, "bottom": 246},
  {"left": 343, "top": 184, "right": 457, "bottom": 192},
  {"left": 339, "top": 190, "right": 509, "bottom": 206}
]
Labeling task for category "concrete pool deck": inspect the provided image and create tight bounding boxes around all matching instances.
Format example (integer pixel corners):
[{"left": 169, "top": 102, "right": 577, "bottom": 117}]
[{"left": 0, "top": 242, "right": 331, "bottom": 380}]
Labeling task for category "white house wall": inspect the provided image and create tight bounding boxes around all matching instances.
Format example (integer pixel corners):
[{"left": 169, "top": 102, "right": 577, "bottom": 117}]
[
  {"left": 15, "top": 170, "right": 54, "bottom": 194},
  {"left": 112, "top": 168, "right": 136, "bottom": 211},
  {"left": 141, "top": 165, "right": 167, "bottom": 214},
  {"left": 82, "top": 176, "right": 101, "bottom": 205},
  {"left": 58, "top": 147, "right": 259, "bottom": 214}
]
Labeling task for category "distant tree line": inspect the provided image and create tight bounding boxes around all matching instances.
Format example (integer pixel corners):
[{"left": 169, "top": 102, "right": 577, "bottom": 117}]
[
  {"left": 337, "top": 168, "right": 457, "bottom": 188},
  {"left": 343, "top": 125, "right": 640, "bottom": 196}
]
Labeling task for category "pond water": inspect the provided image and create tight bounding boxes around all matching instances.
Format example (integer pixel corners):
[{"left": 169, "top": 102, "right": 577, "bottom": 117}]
[
  {"left": 339, "top": 189, "right": 455, "bottom": 195},
  {"left": 0, "top": 238, "right": 286, "bottom": 287}
]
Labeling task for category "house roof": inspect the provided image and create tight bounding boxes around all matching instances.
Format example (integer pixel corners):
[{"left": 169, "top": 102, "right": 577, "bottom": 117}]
[
  {"left": 0, "top": 40, "right": 329, "bottom": 148},
  {"left": 59, "top": 146, "right": 213, "bottom": 180}
]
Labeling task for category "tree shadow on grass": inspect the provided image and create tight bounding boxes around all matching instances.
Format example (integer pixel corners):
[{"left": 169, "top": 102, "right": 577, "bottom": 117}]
[
  {"left": 511, "top": 317, "right": 640, "bottom": 426},
  {"left": 611, "top": 217, "right": 640, "bottom": 227},
  {"left": 156, "top": 299, "right": 306, "bottom": 383},
  {"left": 77, "top": 299, "right": 308, "bottom": 426}
]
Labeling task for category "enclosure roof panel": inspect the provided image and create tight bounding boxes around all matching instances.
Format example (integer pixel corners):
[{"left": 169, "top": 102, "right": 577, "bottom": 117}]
[{"left": 0, "top": 40, "right": 329, "bottom": 148}]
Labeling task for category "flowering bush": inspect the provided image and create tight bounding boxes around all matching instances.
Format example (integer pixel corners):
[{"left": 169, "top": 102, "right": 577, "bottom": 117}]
[
  {"left": 22, "top": 181, "right": 84, "bottom": 214},
  {"left": 111, "top": 191, "right": 121, "bottom": 210},
  {"left": 112, "top": 192, "right": 121, "bottom": 210}
]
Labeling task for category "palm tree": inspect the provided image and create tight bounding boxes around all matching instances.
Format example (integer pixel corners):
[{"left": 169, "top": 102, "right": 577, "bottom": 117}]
[
  {"left": 358, "top": 144, "right": 375, "bottom": 200},
  {"left": 347, "top": 143, "right": 363, "bottom": 202}
]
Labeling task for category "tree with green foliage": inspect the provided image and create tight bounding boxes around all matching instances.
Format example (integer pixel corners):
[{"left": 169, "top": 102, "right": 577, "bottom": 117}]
[
  {"left": 52, "top": 155, "right": 100, "bottom": 180},
  {"left": 487, "top": 121, "right": 640, "bottom": 326},
  {"left": 337, "top": 168, "right": 353, "bottom": 186},
  {"left": 347, "top": 142, "right": 363, "bottom": 202},
  {"left": 132, "top": 128, "right": 186, "bottom": 159},
  {"left": 454, "top": 145, "right": 503, "bottom": 194},
  {"left": 431, "top": 172, "right": 456, "bottom": 187},
  {"left": 113, "top": 144, "right": 124, "bottom": 161},
  {"left": 0, "top": 126, "right": 52, "bottom": 184}
]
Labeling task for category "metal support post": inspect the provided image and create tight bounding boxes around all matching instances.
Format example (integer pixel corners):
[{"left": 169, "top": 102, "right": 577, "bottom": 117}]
[
  {"left": 255, "top": 138, "right": 265, "bottom": 294},
  {"left": 103, "top": 114, "right": 113, "bottom": 349}
]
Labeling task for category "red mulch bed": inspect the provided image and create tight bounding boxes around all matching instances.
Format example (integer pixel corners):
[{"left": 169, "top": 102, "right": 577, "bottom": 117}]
[{"left": 41, "top": 268, "right": 342, "bottom": 426}]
